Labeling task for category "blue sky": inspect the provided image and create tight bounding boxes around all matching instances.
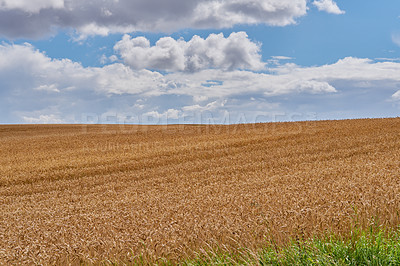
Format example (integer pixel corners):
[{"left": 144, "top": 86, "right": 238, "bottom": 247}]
[{"left": 1, "top": 0, "right": 400, "bottom": 124}]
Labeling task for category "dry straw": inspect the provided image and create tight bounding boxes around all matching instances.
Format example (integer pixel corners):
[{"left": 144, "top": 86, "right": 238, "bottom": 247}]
[{"left": 0, "top": 118, "right": 400, "bottom": 263}]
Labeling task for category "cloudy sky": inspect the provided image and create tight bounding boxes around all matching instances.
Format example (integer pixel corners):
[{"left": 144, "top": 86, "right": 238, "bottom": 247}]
[{"left": 1, "top": 0, "right": 400, "bottom": 124}]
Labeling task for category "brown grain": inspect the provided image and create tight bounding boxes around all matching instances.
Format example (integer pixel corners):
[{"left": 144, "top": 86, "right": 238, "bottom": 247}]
[{"left": 1, "top": 119, "right": 400, "bottom": 264}]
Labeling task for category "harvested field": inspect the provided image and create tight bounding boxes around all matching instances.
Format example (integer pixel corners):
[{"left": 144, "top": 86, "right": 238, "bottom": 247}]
[{"left": 1, "top": 118, "right": 400, "bottom": 264}]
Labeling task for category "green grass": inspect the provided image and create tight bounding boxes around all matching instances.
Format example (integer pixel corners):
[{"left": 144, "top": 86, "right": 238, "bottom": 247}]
[
  {"left": 179, "top": 228, "right": 400, "bottom": 265},
  {"left": 100, "top": 226, "right": 400, "bottom": 265}
]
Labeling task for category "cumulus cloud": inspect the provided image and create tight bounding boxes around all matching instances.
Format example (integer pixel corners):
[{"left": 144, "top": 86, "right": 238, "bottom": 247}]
[
  {"left": 114, "top": 32, "right": 265, "bottom": 72},
  {"left": 182, "top": 100, "right": 227, "bottom": 113},
  {"left": 191, "top": 0, "right": 307, "bottom": 28},
  {"left": 144, "top": 109, "right": 181, "bottom": 120},
  {"left": 270, "top": 57, "right": 400, "bottom": 85},
  {"left": 0, "top": 43, "right": 165, "bottom": 96},
  {"left": 0, "top": 0, "right": 64, "bottom": 13},
  {"left": 0, "top": 0, "right": 311, "bottom": 39},
  {"left": 313, "top": 0, "right": 345, "bottom": 15},
  {"left": 160, "top": 69, "right": 337, "bottom": 100},
  {"left": 2, "top": 43, "right": 400, "bottom": 123},
  {"left": 2, "top": 44, "right": 400, "bottom": 101}
]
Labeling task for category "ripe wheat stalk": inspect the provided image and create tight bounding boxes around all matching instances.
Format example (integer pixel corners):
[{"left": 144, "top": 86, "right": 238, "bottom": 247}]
[{"left": 0, "top": 119, "right": 399, "bottom": 263}]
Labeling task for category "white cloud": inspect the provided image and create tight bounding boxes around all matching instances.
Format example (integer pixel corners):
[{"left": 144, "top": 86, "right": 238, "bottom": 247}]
[
  {"left": 99, "top": 54, "right": 108, "bottom": 65},
  {"left": 271, "top": 56, "right": 294, "bottom": 60},
  {"left": 95, "top": 64, "right": 164, "bottom": 95},
  {"left": 100, "top": 54, "right": 120, "bottom": 64},
  {"left": 182, "top": 100, "right": 227, "bottom": 113},
  {"left": 375, "top": 58, "right": 400, "bottom": 62},
  {"left": 0, "top": 0, "right": 64, "bottom": 13},
  {"left": 273, "top": 57, "right": 400, "bottom": 84},
  {"left": 109, "top": 55, "right": 118, "bottom": 62},
  {"left": 144, "top": 109, "right": 181, "bottom": 120},
  {"left": 0, "top": 0, "right": 311, "bottom": 39},
  {"left": 191, "top": 0, "right": 307, "bottom": 28},
  {"left": 75, "top": 24, "right": 137, "bottom": 41},
  {"left": 114, "top": 32, "right": 265, "bottom": 72},
  {"left": 313, "top": 0, "right": 345, "bottom": 15},
  {"left": 2, "top": 43, "right": 400, "bottom": 123},
  {"left": 22, "top": 114, "right": 64, "bottom": 124},
  {"left": 3, "top": 44, "right": 400, "bottom": 101},
  {"left": 161, "top": 69, "right": 337, "bottom": 100},
  {"left": 392, "top": 33, "right": 400, "bottom": 47},
  {"left": 392, "top": 90, "right": 400, "bottom": 101},
  {"left": 34, "top": 84, "right": 60, "bottom": 93},
  {"left": 0, "top": 43, "right": 165, "bottom": 99},
  {"left": 268, "top": 56, "right": 295, "bottom": 66}
]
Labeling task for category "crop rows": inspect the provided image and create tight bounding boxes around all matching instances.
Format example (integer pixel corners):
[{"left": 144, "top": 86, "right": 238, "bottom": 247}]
[{"left": 1, "top": 119, "right": 400, "bottom": 264}]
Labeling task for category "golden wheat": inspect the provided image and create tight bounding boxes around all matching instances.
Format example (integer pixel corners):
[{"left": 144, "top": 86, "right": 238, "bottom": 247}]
[{"left": 1, "top": 119, "right": 400, "bottom": 264}]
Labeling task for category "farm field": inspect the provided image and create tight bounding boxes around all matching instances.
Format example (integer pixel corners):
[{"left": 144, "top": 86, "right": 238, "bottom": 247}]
[{"left": 1, "top": 118, "right": 400, "bottom": 264}]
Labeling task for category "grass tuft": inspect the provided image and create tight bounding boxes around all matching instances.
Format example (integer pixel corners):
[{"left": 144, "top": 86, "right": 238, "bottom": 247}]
[{"left": 179, "top": 228, "right": 400, "bottom": 265}]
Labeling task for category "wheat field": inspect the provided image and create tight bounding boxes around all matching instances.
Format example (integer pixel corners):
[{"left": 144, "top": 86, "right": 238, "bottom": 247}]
[{"left": 1, "top": 118, "right": 400, "bottom": 264}]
